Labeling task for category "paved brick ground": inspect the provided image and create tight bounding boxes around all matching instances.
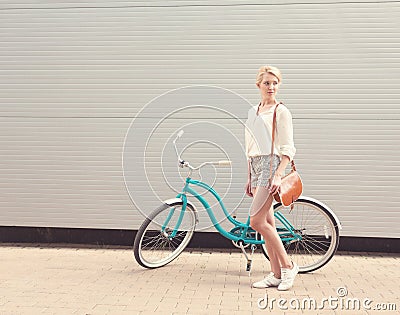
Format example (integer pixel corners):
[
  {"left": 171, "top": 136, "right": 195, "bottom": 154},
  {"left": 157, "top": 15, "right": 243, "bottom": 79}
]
[{"left": 0, "top": 244, "right": 398, "bottom": 315}]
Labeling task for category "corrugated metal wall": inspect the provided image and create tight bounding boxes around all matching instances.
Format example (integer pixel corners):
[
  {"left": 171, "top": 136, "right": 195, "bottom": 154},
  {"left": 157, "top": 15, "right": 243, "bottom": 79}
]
[{"left": 1, "top": 0, "right": 399, "bottom": 238}]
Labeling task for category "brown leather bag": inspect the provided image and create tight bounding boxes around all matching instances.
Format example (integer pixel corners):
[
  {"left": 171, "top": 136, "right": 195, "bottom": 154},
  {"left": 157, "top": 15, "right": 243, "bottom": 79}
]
[{"left": 269, "top": 103, "right": 303, "bottom": 208}]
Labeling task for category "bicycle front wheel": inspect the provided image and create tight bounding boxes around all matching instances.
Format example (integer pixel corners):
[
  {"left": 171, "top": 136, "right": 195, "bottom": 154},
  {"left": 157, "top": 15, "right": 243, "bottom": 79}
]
[
  {"left": 134, "top": 201, "right": 197, "bottom": 268},
  {"left": 261, "top": 198, "right": 340, "bottom": 273}
]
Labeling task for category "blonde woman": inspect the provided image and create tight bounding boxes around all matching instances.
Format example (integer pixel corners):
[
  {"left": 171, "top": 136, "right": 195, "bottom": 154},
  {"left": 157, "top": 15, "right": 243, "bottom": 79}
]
[{"left": 245, "top": 66, "right": 299, "bottom": 291}]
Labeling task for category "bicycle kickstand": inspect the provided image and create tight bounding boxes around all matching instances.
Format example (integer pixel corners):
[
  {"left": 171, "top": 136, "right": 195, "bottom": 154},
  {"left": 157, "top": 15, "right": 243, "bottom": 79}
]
[{"left": 239, "top": 243, "right": 257, "bottom": 276}]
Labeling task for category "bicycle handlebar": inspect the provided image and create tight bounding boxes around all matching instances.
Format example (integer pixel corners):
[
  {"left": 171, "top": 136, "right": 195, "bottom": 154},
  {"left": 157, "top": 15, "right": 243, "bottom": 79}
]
[
  {"left": 217, "top": 160, "right": 232, "bottom": 166},
  {"left": 173, "top": 130, "right": 232, "bottom": 171}
]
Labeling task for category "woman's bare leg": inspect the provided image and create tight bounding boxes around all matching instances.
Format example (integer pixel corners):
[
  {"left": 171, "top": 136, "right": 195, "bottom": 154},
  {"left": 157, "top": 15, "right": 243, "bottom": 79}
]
[{"left": 250, "top": 186, "right": 292, "bottom": 275}]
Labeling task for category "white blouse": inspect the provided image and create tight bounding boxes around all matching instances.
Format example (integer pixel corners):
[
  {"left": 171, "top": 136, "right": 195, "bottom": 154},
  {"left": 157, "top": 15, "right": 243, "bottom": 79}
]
[{"left": 245, "top": 103, "right": 296, "bottom": 161}]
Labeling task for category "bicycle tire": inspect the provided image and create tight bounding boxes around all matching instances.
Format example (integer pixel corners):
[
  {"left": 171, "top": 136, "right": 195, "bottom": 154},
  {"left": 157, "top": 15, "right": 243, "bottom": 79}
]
[
  {"left": 261, "top": 198, "right": 340, "bottom": 273},
  {"left": 134, "top": 201, "right": 196, "bottom": 268}
]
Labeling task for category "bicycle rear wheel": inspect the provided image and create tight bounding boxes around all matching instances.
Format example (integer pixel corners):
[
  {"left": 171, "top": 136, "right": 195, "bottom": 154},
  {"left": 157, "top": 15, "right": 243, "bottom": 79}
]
[
  {"left": 261, "top": 198, "right": 340, "bottom": 273},
  {"left": 134, "top": 201, "right": 197, "bottom": 268}
]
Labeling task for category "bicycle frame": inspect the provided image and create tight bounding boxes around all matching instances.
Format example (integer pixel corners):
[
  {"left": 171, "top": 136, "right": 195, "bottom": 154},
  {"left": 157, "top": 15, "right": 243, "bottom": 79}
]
[{"left": 164, "top": 177, "right": 302, "bottom": 245}]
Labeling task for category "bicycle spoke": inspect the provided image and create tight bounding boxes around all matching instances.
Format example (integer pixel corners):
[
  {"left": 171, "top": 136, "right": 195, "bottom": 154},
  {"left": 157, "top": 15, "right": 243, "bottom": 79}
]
[
  {"left": 134, "top": 203, "right": 196, "bottom": 268},
  {"left": 264, "top": 199, "right": 339, "bottom": 273}
]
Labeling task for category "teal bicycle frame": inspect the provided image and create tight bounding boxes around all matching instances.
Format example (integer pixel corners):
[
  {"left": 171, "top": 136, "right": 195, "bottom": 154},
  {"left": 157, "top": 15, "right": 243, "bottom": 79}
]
[{"left": 165, "top": 177, "right": 302, "bottom": 245}]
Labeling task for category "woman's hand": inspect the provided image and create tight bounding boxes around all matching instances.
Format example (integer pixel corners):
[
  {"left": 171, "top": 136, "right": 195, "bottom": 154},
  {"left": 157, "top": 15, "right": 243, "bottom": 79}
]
[
  {"left": 269, "top": 173, "right": 282, "bottom": 196},
  {"left": 245, "top": 181, "right": 253, "bottom": 197}
]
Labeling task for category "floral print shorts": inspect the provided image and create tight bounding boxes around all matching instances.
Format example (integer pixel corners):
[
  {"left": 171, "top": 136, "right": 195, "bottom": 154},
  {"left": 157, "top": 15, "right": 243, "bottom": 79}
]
[{"left": 250, "top": 155, "right": 280, "bottom": 188}]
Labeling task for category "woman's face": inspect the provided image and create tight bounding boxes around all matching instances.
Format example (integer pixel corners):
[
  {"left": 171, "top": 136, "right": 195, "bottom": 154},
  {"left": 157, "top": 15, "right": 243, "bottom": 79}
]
[{"left": 257, "top": 73, "right": 280, "bottom": 101}]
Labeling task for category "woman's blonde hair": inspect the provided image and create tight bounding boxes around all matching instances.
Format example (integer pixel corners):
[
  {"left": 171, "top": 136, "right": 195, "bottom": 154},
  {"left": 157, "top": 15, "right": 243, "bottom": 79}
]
[{"left": 256, "top": 65, "right": 282, "bottom": 85}]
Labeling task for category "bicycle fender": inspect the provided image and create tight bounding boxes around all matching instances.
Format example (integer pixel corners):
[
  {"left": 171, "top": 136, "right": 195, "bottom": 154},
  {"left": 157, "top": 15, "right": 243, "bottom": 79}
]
[
  {"left": 297, "top": 196, "right": 342, "bottom": 230},
  {"left": 164, "top": 198, "right": 199, "bottom": 224}
]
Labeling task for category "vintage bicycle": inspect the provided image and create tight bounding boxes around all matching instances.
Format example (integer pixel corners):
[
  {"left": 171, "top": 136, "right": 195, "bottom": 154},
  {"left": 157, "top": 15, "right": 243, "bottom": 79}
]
[{"left": 133, "top": 130, "right": 341, "bottom": 273}]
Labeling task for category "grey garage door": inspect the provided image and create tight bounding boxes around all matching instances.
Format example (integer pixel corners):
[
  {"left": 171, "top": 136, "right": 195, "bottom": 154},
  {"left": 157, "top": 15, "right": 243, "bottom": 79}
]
[{"left": 0, "top": 0, "right": 399, "bottom": 238}]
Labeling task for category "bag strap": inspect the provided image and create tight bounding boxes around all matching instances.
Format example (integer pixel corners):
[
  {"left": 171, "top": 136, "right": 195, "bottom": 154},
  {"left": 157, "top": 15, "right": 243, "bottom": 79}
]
[{"left": 269, "top": 103, "right": 297, "bottom": 181}]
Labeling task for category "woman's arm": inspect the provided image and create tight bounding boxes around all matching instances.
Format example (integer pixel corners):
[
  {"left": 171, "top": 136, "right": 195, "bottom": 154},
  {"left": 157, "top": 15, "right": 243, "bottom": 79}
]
[
  {"left": 274, "top": 155, "right": 290, "bottom": 178},
  {"left": 276, "top": 107, "right": 296, "bottom": 162},
  {"left": 269, "top": 155, "right": 289, "bottom": 195},
  {"left": 245, "top": 159, "right": 253, "bottom": 197},
  {"left": 270, "top": 106, "right": 296, "bottom": 195},
  {"left": 244, "top": 110, "right": 254, "bottom": 197},
  {"left": 247, "top": 159, "right": 252, "bottom": 181}
]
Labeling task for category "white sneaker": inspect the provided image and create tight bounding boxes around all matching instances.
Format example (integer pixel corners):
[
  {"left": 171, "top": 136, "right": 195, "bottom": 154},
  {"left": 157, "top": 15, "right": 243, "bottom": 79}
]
[
  {"left": 277, "top": 262, "right": 299, "bottom": 291},
  {"left": 252, "top": 272, "right": 281, "bottom": 288}
]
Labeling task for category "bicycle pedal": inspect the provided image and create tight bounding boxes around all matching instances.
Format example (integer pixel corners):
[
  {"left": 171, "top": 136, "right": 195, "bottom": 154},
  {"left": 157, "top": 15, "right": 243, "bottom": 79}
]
[{"left": 246, "top": 259, "right": 252, "bottom": 272}]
